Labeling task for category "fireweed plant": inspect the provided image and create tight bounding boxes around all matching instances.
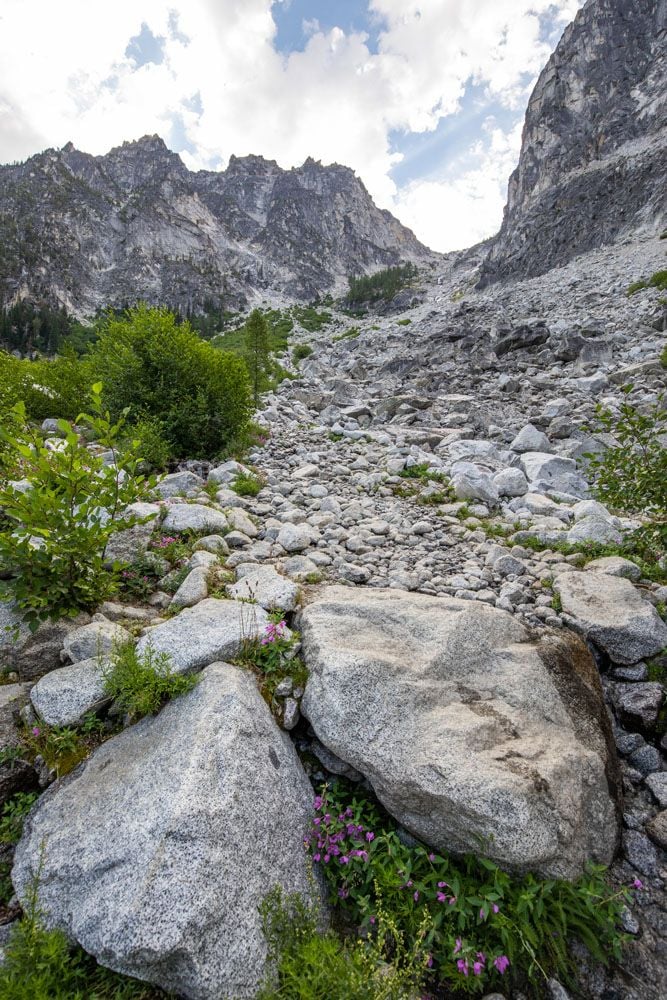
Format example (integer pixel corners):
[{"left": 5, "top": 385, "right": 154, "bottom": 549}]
[
  {"left": 237, "top": 614, "right": 308, "bottom": 698},
  {"left": 306, "top": 784, "right": 633, "bottom": 996}
]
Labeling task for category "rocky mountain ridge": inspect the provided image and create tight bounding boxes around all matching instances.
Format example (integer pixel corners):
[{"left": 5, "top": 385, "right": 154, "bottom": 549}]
[
  {"left": 0, "top": 136, "right": 431, "bottom": 317},
  {"left": 479, "top": 0, "right": 667, "bottom": 286}
]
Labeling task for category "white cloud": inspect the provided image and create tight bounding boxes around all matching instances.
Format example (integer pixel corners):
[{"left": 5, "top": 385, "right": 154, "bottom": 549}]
[{"left": 0, "top": 0, "right": 583, "bottom": 251}]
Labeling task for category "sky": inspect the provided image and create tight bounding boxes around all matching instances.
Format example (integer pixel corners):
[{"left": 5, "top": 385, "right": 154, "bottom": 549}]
[{"left": 0, "top": 1, "right": 583, "bottom": 252}]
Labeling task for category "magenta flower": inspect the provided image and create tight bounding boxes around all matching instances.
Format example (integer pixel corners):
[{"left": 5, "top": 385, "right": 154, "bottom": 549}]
[
  {"left": 492, "top": 903, "right": 499, "bottom": 913},
  {"left": 426, "top": 954, "right": 433, "bottom": 968},
  {"left": 428, "top": 853, "right": 436, "bottom": 862},
  {"left": 473, "top": 962, "right": 484, "bottom": 976},
  {"left": 340, "top": 855, "right": 349, "bottom": 864},
  {"left": 448, "top": 896, "right": 457, "bottom": 905},
  {"left": 436, "top": 892, "right": 447, "bottom": 903},
  {"left": 457, "top": 959, "right": 469, "bottom": 977},
  {"left": 32, "top": 726, "right": 41, "bottom": 736},
  {"left": 365, "top": 831, "right": 374, "bottom": 842},
  {"left": 632, "top": 878, "right": 643, "bottom": 890},
  {"left": 369, "top": 915, "right": 376, "bottom": 925},
  {"left": 453, "top": 938, "right": 462, "bottom": 955},
  {"left": 437, "top": 881, "right": 448, "bottom": 888},
  {"left": 494, "top": 955, "right": 510, "bottom": 975},
  {"left": 413, "top": 890, "right": 420, "bottom": 902}
]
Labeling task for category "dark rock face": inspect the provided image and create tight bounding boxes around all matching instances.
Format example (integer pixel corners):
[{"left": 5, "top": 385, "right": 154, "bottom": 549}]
[
  {"left": 0, "top": 139, "right": 430, "bottom": 316},
  {"left": 479, "top": 0, "right": 667, "bottom": 287}
]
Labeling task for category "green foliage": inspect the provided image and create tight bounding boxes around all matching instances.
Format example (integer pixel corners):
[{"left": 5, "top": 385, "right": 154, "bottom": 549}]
[
  {"left": 118, "top": 555, "right": 163, "bottom": 601},
  {"left": 232, "top": 470, "right": 263, "bottom": 497},
  {"left": 128, "top": 417, "right": 171, "bottom": 472},
  {"left": 244, "top": 308, "right": 272, "bottom": 405},
  {"left": 0, "top": 349, "right": 92, "bottom": 425},
  {"left": 90, "top": 305, "right": 252, "bottom": 460},
  {"left": 398, "top": 464, "right": 449, "bottom": 485},
  {"left": 627, "top": 269, "right": 667, "bottom": 296},
  {"left": 0, "top": 866, "right": 165, "bottom": 999},
  {"left": 308, "top": 785, "right": 630, "bottom": 996},
  {"left": 292, "top": 343, "right": 313, "bottom": 362},
  {"left": 347, "top": 264, "right": 418, "bottom": 308},
  {"left": 236, "top": 618, "right": 308, "bottom": 699},
  {"left": 23, "top": 717, "right": 107, "bottom": 778},
  {"left": 333, "top": 327, "right": 360, "bottom": 342},
  {"left": 257, "top": 886, "right": 429, "bottom": 1000},
  {"left": 0, "top": 791, "right": 39, "bottom": 845},
  {"left": 102, "top": 641, "right": 198, "bottom": 720},
  {"left": 584, "top": 388, "right": 667, "bottom": 559},
  {"left": 661, "top": 343, "right": 667, "bottom": 369},
  {"left": 0, "top": 387, "right": 150, "bottom": 629},
  {"left": 396, "top": 318, "right": 411, "bottom": 326},
  {"left": 292, "top": 306, "right": 332, "bottom": 332}
]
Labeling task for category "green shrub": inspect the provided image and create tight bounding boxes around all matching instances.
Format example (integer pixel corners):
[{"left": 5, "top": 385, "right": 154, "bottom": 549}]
[
  {"left": 243, "top": 309, "right": 272, "bottom": 404},
  {"left": 231, "top": 471, "right": 263, "bottom": 497},
  {"left": 0, "top": 387, "right": 151, "bottom": 630},
  {"left": 397, "top": 318, "right": 411, "bottom": 326},
  {"left": 23, "top": 716, "right": 108, "bottom": 778},
  {"left": 627, "top": 269, "right": 667, "bottom": 296},
  {"left": 102, "top": 642, "right": 198, "bottom": 720},
  {"left": 0, "top": 867, "right": 165, "bottom": 999},
  {"left": 257, "top": 886, "right": 429, "bottom": 1000},
  {"left": 307, "top": 784, "right": 629, "bottom": 995},
  {"left": 584, "top": 388, "right": 667, "bottom": 559},
  {"left": 90, "top": 305, "right": 252, "bottom": 460},
  {"left": 661, "top": 343, "right": 667, "bottom": 369},
  {"left": 293, "top": 343, "right": 313, "bottom": 361},
  {"left": 292, "top": 306, "right": 332, "bottom": 332},
  {"left": 0, "top": 791, "right": 39, "bottom": 845},
  {"left": 0, "top": 349, "right": 92, "bottom": 424},
  {"left": 129, "top": 417, "right": 171, "bottom": 472}
]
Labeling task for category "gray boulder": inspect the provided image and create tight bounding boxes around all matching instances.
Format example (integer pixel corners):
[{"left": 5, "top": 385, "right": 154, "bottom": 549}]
[
  {"left": 277, "top": 523, "right": 320, "bottom": 553},
  {"left": 586, "top": 556, "right": 642, "bottom": 582},
  {"left": 510, "top": 424, "right": 552, "bottom": 454},
  {"left": 62, "top": 617, "right": 132, "bottom": 664},
  {"left": 154, "top": 472, "right": 205, "bottom": 499},
  {"left": 161, "top": 504, "right": 229, "bottom": 535},
  {"left": 300, "top": 586, "right": 618, "bottom": 878},
  {"left": 170, "top": 567, "right": 209, "bottom": 609},
  {"left": 30, "top": 658, "right": 110, "bottom": 726},
  {"left": 136, "top": 599, "right": 273, "bottom": 675},
  {"left": 13, "top": 664, "right": 321, "bottom": 1000},
  {"left": 493, "top": 467, "right": 529, "bottom": 497},
  {"left": 450, "top": 462, "right": 499, "bottom": 504},
  {"left": 105, "top": 502, "right": 160, "bottom": 565},
  {"left": 227, "top": 564, "right": 300, "bottom": 612},
  {"left": 554, "top": 572, "right": 667, "bottom": 664},
  {"left": 519, "top": 453, "right": 588, "bottom": 497}
]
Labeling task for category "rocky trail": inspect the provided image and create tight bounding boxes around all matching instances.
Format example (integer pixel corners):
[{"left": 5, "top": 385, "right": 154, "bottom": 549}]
[{"left": 3, "top": 231, "right": 666, "bottom": 999}]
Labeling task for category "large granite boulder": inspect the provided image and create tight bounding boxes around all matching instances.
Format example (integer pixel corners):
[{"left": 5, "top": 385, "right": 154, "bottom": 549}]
[
  {"left": 13, "top": 664, "right": 321, "bottom": 999},
  {"left": 554, "top": 571, "right": 667, "bottom": 664},
  {"left": 136, "top": 598, "right": 274, "bottom": 675},
  {"left": 0, "top": 604, "right": 91, "bottom": 682},
  {"left": 300, "top": 586, "right": 619, "bottom": 879},
  {"left": 30, "top": 658, "right": 110, "bottom": 727}
]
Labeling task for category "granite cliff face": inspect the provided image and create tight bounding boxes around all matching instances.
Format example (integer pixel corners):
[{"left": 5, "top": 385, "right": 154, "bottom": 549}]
[
  {"left": 478, "top": 0, "right": 667, "bottom": 287},
  {"left": 0, "top": 137, "right": 429, "bottom": 316}
]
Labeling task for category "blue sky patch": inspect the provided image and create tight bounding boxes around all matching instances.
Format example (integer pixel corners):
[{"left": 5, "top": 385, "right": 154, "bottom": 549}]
[
  {"left": 271, "top": 0, "right": 385, "bottom": 55},
  {"left": 125, "top": 23, "right": 166, "bottom": 67},
  {"left": 388, "top": 82, "right": 521, "bottom": 187}
]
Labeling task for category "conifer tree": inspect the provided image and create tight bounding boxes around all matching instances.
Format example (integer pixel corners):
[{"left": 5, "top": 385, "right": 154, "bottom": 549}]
[{"left": 243, "top": 308, "right": 271, "bottom": 404}]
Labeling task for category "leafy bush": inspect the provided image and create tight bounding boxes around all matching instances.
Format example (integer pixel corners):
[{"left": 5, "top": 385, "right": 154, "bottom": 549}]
[
  {"left": 231, "top": 470, "right": 263, "bottom": 497},
  {"left": 90, "top": 305, "right": 252, "bottom": 460},
  {"left": 347, "top": 264, "right": 418, "bottom": 307},
  {"left": 0, "top": 349, "right": 92, "bottom": 424},
  {"left": 0, "top": 791, "right": 39, "bottom": 845},
  {"left": 0, "top": 387, "right": 150, "bottom": 629},
  {"left": 128, "top": 417, "right": 171, "bottom": 472},
  {"left": 257, "top": 886, "right": 429, "bottom": 1000},
  {"left": 307, "top": 785, "right": 630, "bottom": 995},
  {"left": 293, "top": 343, "right": 313, "bottom": 361},
  {"left": 102, "top": 641, "right": 198, "bottom": 720},
  {"left": 584, "top": 388, "right": 667, "bottom": 559}
]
